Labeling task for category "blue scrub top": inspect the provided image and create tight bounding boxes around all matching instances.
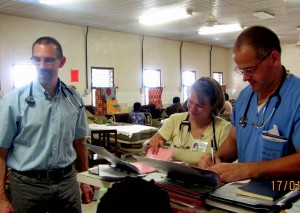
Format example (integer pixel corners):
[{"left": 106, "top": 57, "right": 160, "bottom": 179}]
[{"left": 231, "top": 73, "right": 300, "bottom": 163}]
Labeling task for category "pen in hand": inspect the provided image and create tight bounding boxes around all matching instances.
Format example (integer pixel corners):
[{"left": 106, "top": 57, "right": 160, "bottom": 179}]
[{"left": 211, "top": 139, "right": 215, "bottom": 165}]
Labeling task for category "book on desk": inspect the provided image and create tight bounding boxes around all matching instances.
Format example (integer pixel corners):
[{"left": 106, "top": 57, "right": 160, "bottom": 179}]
[
  {"left": 133, "top": 155, "right": 222, "bottom": 209},
  {"left": 205, "top": 179, "right": 300, "bottom": 213}
]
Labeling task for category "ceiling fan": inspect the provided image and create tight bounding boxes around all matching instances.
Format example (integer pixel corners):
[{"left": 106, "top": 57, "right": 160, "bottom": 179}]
[
  {"left": 198, "top": 0, "right": 243, "bottom": 35},
  {"left": 203, "top": 0, "right": 218, "bottom": 27}
]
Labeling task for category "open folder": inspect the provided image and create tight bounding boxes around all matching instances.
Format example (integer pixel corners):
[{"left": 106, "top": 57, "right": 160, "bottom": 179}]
[
  {"left": 133, "top": 155, "right": 222, "bottom": 188},
  {"left": 85, "top": 143, "right": 173, "bottom": 180}
]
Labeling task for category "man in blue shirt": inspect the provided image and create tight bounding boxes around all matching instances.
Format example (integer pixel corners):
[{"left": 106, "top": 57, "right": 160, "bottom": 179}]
[
  {"left": 199, "top": 26, "right": 300, "bottom": 183},
  {"left": 0, "top": 37, "right": 94, "bottom": 212}
]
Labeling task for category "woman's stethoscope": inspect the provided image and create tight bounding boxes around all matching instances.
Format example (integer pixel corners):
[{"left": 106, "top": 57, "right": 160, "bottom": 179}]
[
  {"left": 25, "top": 81, "right": 83, "bottom": 111},
  {"left": 175, "top": 114, "right": 217, "bottom": 150},
  {"left": 239, "top": 68, "right": 287, "bottom": 128}
]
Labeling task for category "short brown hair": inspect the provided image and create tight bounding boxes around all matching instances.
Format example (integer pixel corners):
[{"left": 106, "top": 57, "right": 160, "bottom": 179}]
[
  {"left": 234, "top": 25, "right": 281, "bottom": 59},
  {"left": 189, "top": 77, "right": 225, "bottom": 116},
  {"left": 32, "top": 36, "right": 63, "bottom": 58}
]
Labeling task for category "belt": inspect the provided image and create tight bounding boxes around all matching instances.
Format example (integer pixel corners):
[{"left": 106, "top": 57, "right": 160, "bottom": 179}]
[{"left": 12, "top": 164, "right": 73, "bottom": 180}]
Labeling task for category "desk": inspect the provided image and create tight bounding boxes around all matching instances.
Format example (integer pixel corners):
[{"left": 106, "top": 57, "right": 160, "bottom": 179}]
[{"left": 77, "top": 171, "right": 225, "bottom": 213}]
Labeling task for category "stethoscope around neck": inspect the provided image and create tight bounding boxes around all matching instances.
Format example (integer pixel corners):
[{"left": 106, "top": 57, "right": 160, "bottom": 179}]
[
  {"left": 25, "top": 81, "right": 83, "bottom": 111},
  {"left": 239, "top": 68, "right": 286, "bottom": 128},
  {"left": 175, "top": 114, "right": 217, "bottom": 150}
]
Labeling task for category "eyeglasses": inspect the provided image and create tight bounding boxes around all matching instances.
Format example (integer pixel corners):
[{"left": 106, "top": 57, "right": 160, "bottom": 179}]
[
  {"left": 234, "top": 52, "right": 271, "bottom": 76},
  {"left": 31, "top": 56, "right": 58, "bottom": 65}
]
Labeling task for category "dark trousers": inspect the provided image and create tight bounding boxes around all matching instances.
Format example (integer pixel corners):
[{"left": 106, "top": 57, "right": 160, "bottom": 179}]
[{"left": 9, "top": 166, "right": 81, "bottom": 213}]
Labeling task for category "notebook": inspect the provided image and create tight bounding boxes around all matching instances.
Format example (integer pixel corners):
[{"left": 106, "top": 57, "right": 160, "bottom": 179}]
[{"left": 236, "top": 179, "right": 289, "bottom": 201}]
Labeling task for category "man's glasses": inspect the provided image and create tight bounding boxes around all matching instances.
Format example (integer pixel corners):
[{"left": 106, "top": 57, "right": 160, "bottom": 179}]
[
  {"left": 31, "top": 56, "right": 58, "bottom": 65},
  {"left": 234, "top": 52, "right": 271, "bottom": 76}
]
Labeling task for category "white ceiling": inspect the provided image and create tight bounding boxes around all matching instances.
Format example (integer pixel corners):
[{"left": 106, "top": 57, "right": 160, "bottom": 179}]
[{"left": 1, "top": 0, "right": 300, "bottom": 48}]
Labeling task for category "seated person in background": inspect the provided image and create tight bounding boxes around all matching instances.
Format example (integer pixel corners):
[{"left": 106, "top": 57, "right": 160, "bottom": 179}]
[
  {"left": 222, "top": 93, "right": 233, "bottom": 115},
  {"left": 199, "top": 26, "right": 300, "bottom": 183},
  {"left": 140, "top": 103, "right": 162, "bottom": 119},
  {"left": 165, "top": 96, "right": 186, "bottom": 117},
  {"left": 147, "top": 77, "right": 232, "bottom": 166},
  {"left": 97, "top": 176, "right": 172, "bottom": 213},
  {"left": 129, "top": 102, "right": 146, "bottom": 125}
]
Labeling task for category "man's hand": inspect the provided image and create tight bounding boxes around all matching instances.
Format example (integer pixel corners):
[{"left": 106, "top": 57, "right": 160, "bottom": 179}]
[
  {"left": 80, "top": 183, "right": 94, "bottom": 204},
  {"left": 0, "top": 198, "right": 15, "bottom": 213}
]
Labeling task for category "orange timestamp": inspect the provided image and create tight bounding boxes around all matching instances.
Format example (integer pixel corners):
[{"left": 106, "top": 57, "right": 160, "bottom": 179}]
[{"left": 271, "top": 180, "right": 300, "bottom": 191}]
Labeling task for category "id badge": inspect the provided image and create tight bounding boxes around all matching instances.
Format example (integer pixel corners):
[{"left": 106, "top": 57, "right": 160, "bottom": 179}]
[{"left": 192, "top": 140, "right": 208, "bottom": 152}]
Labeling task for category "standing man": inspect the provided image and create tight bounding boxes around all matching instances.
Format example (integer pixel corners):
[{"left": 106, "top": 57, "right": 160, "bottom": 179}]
[
  {"left": 199, "top": 26, "right": 300, "bottom": 182},
  {"left": 0, "top": 37, "right": 94, "bottom": 212}
]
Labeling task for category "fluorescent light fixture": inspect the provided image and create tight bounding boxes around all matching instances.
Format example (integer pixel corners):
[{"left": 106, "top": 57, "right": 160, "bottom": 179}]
[
  {"left": 198, "top": 24, "right": 243, "bottom": 35},
  {"left": 253, "top": 11, "right": 275, "bottom": 20},
  {"left": 139, "top": 8, "right": 192, "bottom": 26},
  {"left": 39, "top": 0, "right": 72, "bottom": 5}
]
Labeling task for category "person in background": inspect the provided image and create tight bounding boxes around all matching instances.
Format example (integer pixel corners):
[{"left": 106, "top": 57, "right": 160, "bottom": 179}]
[
  {"left": 129, "top": 102, "right": 146, "bottom": 125},
  {"left": 199, "top": 26, "right": 300, "bottom": 183},
  {"left": 97, "top": 176, "right": 172, "bottom": 213},
  {"left": 222, "top": 93, "right": 233, "bottom": 115},
  {"left": 182, "top": 99, "right": 188, "bottom": 111},
  {"left": 147, "top": 77, "right": 232, "bottom": 166},
  {"left": 0, "top": 36, "right": 93, "bottom": 212},
  {"left": 165, "top": 96, "right": 186, "bottom": 117}
]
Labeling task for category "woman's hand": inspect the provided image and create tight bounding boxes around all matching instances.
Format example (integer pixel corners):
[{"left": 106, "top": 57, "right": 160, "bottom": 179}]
[{"left": 149, "top": 137, "right": 164, "bottom": 155}]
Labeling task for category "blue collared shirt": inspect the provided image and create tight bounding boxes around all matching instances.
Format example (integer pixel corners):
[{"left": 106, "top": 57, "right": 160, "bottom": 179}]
[{"left": 0, "top": 80, "right": 89, "bottom": 171}]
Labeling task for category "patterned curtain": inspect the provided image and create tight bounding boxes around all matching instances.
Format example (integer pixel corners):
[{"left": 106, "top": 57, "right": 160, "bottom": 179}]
[
  {"left": 95, "top": 87, "right": 117, "bottom": 116},
  {"left": 148, "top": 87, "right": 163, "bottom": 109},
  {"left": 95, "top": 88, "right": 107, "bottom": 116}
]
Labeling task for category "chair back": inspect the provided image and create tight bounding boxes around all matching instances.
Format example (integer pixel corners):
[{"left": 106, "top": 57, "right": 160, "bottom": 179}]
[
  {"left": 129, "top": 112, "right": 146, "bottom": 125},
  {"left": 89, "top": 129, "right": 118, "bottom": 167},
  {"left": 144, "top": 112, "right": 152, "bottom": 126}
]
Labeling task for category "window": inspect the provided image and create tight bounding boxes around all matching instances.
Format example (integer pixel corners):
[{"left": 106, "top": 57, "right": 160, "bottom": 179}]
[
  {"left": 182, "top": 70, "right": 196, "bottom": 101},
  {"left": 143, "top": 69, "right": 161, "bottom": 104},
  {"left": 12, "top": 64, "right": 36, "bottom": 88},
  {"left": 91, "top": 67, "right": 114, "bottom": 105},
  {"left": 213, "top": 72, "right": 223, "bottom": 85}
]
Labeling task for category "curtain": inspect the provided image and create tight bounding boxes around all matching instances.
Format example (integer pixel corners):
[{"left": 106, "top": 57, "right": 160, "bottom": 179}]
[
  {"left": 148, "top": 87, "right": 163, "bottom": 109},
  {"left": 95, "top": 88, "right": 107, "bottom": 116},
  {"left": 95, "top": 87, "right": 117, "bottom": 116}
]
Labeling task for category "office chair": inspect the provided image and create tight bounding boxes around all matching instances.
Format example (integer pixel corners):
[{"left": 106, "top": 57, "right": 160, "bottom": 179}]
[{"left": 88, "top": 129, "right": 118, "bottom": 167}]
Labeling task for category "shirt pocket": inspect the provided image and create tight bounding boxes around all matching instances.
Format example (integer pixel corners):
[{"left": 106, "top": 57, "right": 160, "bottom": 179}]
[
  {"left": 61, "top": 112, "right": 78, "bottom": 139},
  {"left": 259, "top": 137, "right": 288, "bottom": 161}
]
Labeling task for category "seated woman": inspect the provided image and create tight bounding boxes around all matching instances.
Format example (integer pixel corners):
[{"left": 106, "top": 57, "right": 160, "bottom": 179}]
[
  {"left": 129, "top": 102, "right": 146, "bottom": 125},
  {"left": 146, "top": 77, "right": 232, "bottom": 166}
]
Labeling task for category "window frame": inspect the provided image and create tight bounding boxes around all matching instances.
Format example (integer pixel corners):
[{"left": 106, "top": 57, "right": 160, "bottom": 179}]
[
  {"left": 91, "top": 67, "right": 114, "bottom": 106},
  {"left": 213, "top": 71, "right": 223, "bottom": 86},
  {"left": 142, "top": 69, "right": 161, "bottom": 104},
  {"left": 11, "top": 63, "right": 37, "bottom": 89},
  {"left": 182, "top": 70, "right": 196, "bottom": 101}
]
